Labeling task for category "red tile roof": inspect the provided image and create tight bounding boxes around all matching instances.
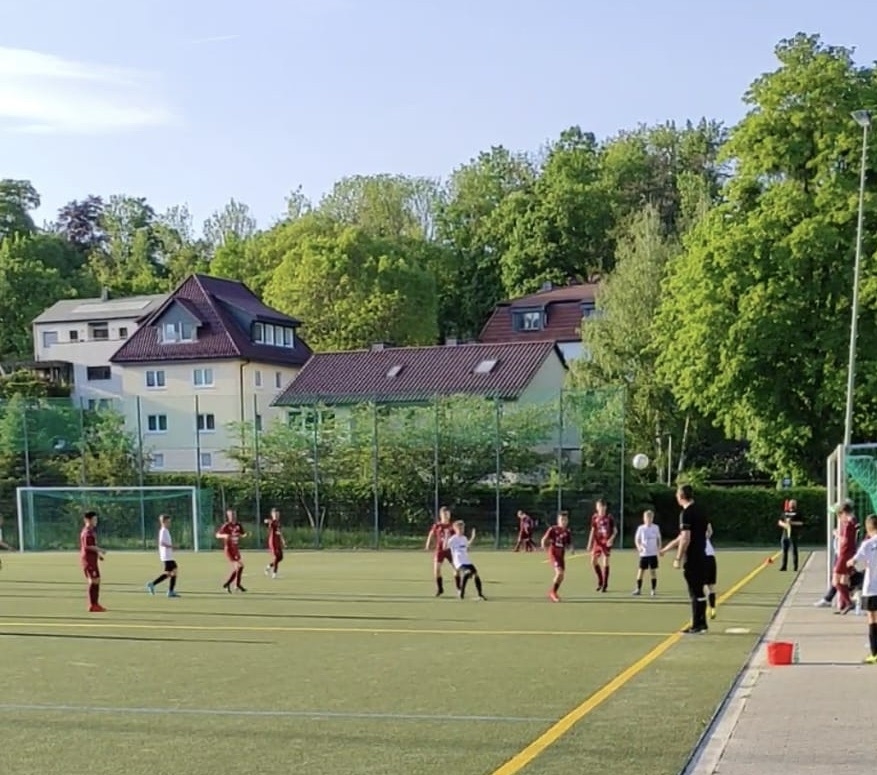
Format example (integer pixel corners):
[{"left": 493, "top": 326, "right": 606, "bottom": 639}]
[
  {"left": 479, "top": 283, "right": 598, "bottom": 344},
  {"left": 110, "top": 274, "right": 311, "bottom": 367},
  {"left": 273, "top": 340, "right": 564, "bottom": 406}
]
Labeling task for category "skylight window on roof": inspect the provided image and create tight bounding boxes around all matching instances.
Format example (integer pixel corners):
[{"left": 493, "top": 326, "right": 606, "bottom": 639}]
[
  {"left": 474, "top": 359, "right": 498, "bottom": 375},
  {"left": 386, "top": 364, "right": 404, "bottom": 379}
]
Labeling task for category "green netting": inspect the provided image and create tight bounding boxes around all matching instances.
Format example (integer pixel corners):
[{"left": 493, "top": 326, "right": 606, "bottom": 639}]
[
  {"left": 842, "top": 455, "right": 877, "bottom": 516},
  {"left": 17, "top": 487, "right": 214, "bottom": 552}
]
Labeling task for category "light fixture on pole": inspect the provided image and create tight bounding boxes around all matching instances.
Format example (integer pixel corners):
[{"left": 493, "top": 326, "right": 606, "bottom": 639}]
[{"left": 843, "top": 109, "right": 872, "bottom": 448}]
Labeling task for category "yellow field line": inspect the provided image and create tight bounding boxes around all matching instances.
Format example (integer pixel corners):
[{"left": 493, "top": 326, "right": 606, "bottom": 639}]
[
  {"left": 0, "top": 620, "right": 670, "bottom": 637},
  {"left": 489, "top": 551, "right": 782, "bottom": 775}
]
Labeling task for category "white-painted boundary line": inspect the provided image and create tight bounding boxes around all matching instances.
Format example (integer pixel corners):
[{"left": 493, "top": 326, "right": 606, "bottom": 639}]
[
  {"left": 0, "top": 703, "right": 554, "bottom": 724},
  {"left": 681, "top": 551, "right": 815, "bottom": 775}
]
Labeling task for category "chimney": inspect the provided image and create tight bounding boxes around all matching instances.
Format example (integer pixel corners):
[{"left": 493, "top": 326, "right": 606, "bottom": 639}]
[
  {"left": 445, "top": 337, "right": 458, "bottom": 347},
  {"left": 100, "top": 287, "right": 109, "bottom": 302},
  {"left": 540, "top": 281, "right": 553, "bottom": 292},
  {"left": 371, "top": 343, "right": 385, "bottom": 352}
]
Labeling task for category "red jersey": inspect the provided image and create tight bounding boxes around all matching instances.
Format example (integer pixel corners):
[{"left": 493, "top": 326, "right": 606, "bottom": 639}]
[
  {"left": 544, "top": 526, "right": 572, "bottom": 554},
  {"left": 80, "top": 526, "right": 97, "bottom": 566},
  {"left": 218, "top": 522, "right": 245, "bottom": 551},
  {"left": 430, "top": 522, "right": 453, "bottom": 552},
  {"left": 267, "top": 519, "right": 282, "bottom": 547},
  {"left": 519, "top": 516, "right": 534, "bottom": 534},
  {"left": 591, "top": 513, "right": 616, "bottom": 545},
  {"left": 838, "top": 518, "right": 859, "bottom": 560}
]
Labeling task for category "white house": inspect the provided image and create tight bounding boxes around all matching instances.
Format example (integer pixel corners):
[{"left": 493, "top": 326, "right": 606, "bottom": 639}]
[{"left": 32, "top": 290, "right": 167, "bottom": 409}]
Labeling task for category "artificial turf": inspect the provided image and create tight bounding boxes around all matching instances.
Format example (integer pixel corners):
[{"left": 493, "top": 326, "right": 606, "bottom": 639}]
[{"left": 0, "top": 548, "right": 797, "bottom": 775}]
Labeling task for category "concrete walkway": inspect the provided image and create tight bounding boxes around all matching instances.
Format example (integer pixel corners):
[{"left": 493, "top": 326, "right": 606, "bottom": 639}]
[{"left": 685, "top": 551, "right": 873, "bottom": 775}]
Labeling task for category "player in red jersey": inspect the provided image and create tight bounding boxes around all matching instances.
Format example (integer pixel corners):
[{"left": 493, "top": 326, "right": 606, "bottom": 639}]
[
  {"left": 216, "top": 509, "right": 247, "bottom": 593},
  {"left": 513, "top": 510, "right": 536, "bottom": 552},
  {"left": 425, "top": 506, "right": 456, "bottom": 596},
  {"left": 834, "top": 502, "right": 859, "bottom": 614},
  {"left": 80, "top": 511, "right": 106, "bottom": 612},
  {"left": 263, "top": 507, "right": 285, "bottom": 579},
  {"left": 542, "top": 511, "right": 573, "bottom": 602},
  {"left": 587, "top": 499, "right": 617, "bottom": 593}
]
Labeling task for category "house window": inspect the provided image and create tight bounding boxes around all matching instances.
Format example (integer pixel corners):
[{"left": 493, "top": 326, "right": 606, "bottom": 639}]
[
  {"left": 386, "top": 365, "right": 404, "bottom": 379},
  {"left": 252, "top": 321, "right": 295, "bottom": 348},
  {"left": 42, "top": 331, "right": 58, "bottom": 347},
  {"left": 86, "top": 366, "right": 111, "bottom": 381},
  {"left": 197, "top": 413, "right": 216, "bottom": 432},
  {"left": 146, "top": 414, "right": 168, "bottom": 433},
  {"left": 255, "top": 414, "right": 263, "bottom": 432},
  {"left": 254, "top": 370, "right": 263, "bottom": 388},
  {"left": 199, "top": 452, "right": 213, "bottom": 469},
  {"left": 253, "top": 322, "right": 264, "bottom": 343},
  {"left": 581, "top": 301, "right": 597, "bottom": 318},
  {"left": 89, "top": 322, "right": 109, "bottom": 340},
  {"left": 118, "top": 327, "right": 128, "bottom": 338},
  {"left": 474, "top": 359, "right": 498, "bottom": 375},
  {"left": 69, "top": 330, "right": 79, "bottom": 342},
  {"left": 146, "top": 370, "right": 166, "bottom": 388},
  {"left": 159, "top": 320, "right": 195, "bottom": 343},
  {"left": 151, "top": 453, "right": 165, "bottom": 469},
  {"left": 193, "top": 368, "right": 214, "bottom": 387},
  {"left": 283, "top": 327, "right": 294, "bottom": 347},
  {"left": 515, "top": 310, "right": 543, "bottom": 331},
  {"left": 87, "top": 398, "right": 111, "bottom": 410},
  {"left": 275, "top": 371, "right": 283, "bottom": 389}
]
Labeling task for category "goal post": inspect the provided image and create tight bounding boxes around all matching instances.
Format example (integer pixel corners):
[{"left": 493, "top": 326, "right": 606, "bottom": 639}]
[
  {"left": 826, "top": 442, "right": 877, "bottom": 587},
  {"left": 14, "top": 486, "right": 209, "bottom": 552}
]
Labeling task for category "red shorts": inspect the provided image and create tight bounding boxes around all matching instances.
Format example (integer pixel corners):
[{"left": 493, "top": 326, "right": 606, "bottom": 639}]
[
  {"left": 269, "top": 546, "right": 283, "bottom": 561},
  {"left": 549, "top": 552, "right": 565, "bottom": 571},
  {"left": 225, "top": 549, "right": 242, "bottom": 564},
  {"left": 591, "top": 544, "right": 611, "bottom": 558},
  {"left": 434, "top": 549, "right": 451, "bottom": 564},
  {"left": 82, "top": 564, "right": 100, "bottom": 580},
  {"left": 834, "top": 557, "right": 853, "bottom": 576}
]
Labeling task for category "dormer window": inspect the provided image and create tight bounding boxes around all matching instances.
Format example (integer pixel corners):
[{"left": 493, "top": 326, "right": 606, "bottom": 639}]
[
  {"left": 252, "top": 322, "right": 296, "bottom": 348},
  {"left": 513, "top": 310, "right": 543, "bottom": 332},
  {"left": 581, "top": 301, "right": 599, "bottom": 319},
  {"left": 159, "top": 320, "right": 195, "bottom": 343}
]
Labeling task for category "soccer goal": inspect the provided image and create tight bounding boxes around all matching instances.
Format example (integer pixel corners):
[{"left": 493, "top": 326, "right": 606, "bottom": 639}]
[
  {"left": 14, "top": 486, "right": 208, "bottom": 553},
  {"left": 826, "top": 443, "right": 877, "bottom": 586}
]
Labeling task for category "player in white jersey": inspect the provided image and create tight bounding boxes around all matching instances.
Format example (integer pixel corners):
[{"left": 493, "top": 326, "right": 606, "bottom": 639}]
[
  {"left": 447, "top": 520, "right": 486, "bottom": 601},
  {"left": 632, "top": 510, "right": 662, "bottom": 596},
  {"left": 848, "top": 514, "right": 877, "bottom": 663},
  {"left": 704, "top": 524, "right": 717, "bottom": 619},
  {"left": 146, "top": 514, "right": 180, "bottom": 598}
]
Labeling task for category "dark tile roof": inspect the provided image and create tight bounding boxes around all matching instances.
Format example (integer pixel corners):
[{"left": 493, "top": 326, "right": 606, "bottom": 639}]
[
  {"left": 272, "top": 340, "right": 564, "bottom": 406},
  {"left": 110, "top": 274, "right": 312, "bottom": 366},
  {"left": 479, "top": 283, "right": 598, "bottom": 345}
]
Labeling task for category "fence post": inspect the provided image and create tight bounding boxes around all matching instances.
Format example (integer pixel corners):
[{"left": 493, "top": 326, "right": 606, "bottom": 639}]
[
  {"left": 21, "top": 404, "right": 31, "bottom": 488},
  {"left": 618, "top": 387, "right": 626, "bottom": 550},
  {"left": 556, "top": 389, "right": 564, "bottom": 513},
  {"left": 253, "top": 393, "right": 262, "bottom": 544},
  {"left": 78, "top": 398, "right": 87, "bottom": 486},
  {"left": 494, "top": 395, "right": 502, "bottom": 549},
  {"left": 433, "top": 396, "right": 440, "bottom": 516},
  {"left": 194, "top": 394, "right": 203, "bottom": 550},
  {"left": 312, "top": 406, "right": 321, "bottom": 548},
  {"left": 136, "top": 396, "right": 146, "bottom": 548},
  {"left": 372, "top": 401, "right": 380, "bottom": 549}
]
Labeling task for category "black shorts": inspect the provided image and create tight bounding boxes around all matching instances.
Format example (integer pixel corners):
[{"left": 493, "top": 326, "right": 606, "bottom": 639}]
[
  {"left": 456, "top": 564, "right": 477, "bottom": 575},
  {"left": 704, "top": 556, "right": 717, "bottom": 586},
  {"left": 639, "top": 555, "right": 659, "bottom": 571},
  {"left": 865, "top": 595, "right": 877, "bottom": 612},
  {"left": 850, "top": 569, "right": 864, "bottom": 591},
  {"left": 163, "top": 560, "right": 178, "bottom": 572}
]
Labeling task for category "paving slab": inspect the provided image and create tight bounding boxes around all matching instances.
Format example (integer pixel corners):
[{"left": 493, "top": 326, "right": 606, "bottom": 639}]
[{"left": 685, "top": 551, "right": 874, "bottom": 775}]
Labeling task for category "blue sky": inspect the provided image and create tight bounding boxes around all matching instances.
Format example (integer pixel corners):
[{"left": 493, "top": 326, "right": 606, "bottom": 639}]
[{"left": 2, "top": 0, "right": 876, "bottom": 232}]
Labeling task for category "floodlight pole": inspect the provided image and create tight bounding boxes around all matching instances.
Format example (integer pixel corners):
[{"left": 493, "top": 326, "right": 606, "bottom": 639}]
[{"left": 844, "top": 110, "right": 871, "bottom": 447}]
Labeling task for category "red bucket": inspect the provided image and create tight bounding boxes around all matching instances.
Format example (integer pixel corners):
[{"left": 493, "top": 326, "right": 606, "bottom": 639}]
[{"left": 766, "top": 641, "right": 794, "bottom": 666}]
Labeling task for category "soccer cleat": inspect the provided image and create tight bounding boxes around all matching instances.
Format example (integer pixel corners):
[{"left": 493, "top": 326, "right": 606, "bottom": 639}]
[
  {"left": 264, "top": 566, "right": 271, "bottom": 576},
  {"left": 548, "top": 591, "right": 560, "bottom": 602},
  {"left": 146, "top": 582, "right": 155, "bottom": 596},
  {"left": 167, "top": 590, "right": 180, "bottom": 598},
  {"left": 88, "top": 604, "right": 107, "bottom": 613},
  {"left": 631, "top": 589, "right": 641, "bottom": 596},
  {"left": 814, "top": 599, "right": 831, "bottom": 607},
  {"left": 709, "top": 607, "right": 717, "bottom": 620},
  {"left": 601, "top": 586, "right": 608, "bottom": 593},
  {"left": 236, "top": 585, "right": 247, "bottom": 593},
  {"left": 475, "top": 595, "right": 487, "bottom": 601},
  {"left": 682, "top": 625, "right": 707, "bottom": 634},
  {"left": 271, "top": 573, "right": 279, "bottom": 579},
  {"left": 865, "top": 654, "right": 877, "bottom": 665},
  {"left": 223, "top": 584, "right": 232, "bottom": 594},
  {"left": 650, "top": 590, "right": 656, "bottom": 597}
]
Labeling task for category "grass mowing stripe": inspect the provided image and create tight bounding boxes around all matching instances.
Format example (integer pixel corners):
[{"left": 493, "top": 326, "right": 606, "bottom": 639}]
[
  {"left": 0, "top": 703, "right": 555, "bottom": 724},
  {"left": 0, "top": 621, "right": 671, "bottom": 637},
  {"left": 489, "top": 551, "right": 782, "bottom": 775}
]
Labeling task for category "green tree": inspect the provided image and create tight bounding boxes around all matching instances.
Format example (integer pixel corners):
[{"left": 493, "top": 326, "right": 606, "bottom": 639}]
[
  {"left": 263, "top": 220, "right": 438, "bottom": 350},
  {"left": 154, "top": 205, "right": 210, "bottom": 287},
  {"left": 53, "top": 196, "right": 106, "bottom": 259},
  {"left": 0, "top": 180, "right": 40, "bottom": 239},
  {"left": 203, "top": 199, "right": 257, "bottom": 249},
  {"left": 655, "top": 34, "right": 877, "bottom": 481},
  {"left": 60, "top": 408, "right": 144, "bottom": 487}
]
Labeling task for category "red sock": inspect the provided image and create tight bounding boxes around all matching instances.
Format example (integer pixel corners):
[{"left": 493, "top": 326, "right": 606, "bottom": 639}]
[
  {"left": 552, "top": 580, "right": 561, "bottom": 593},
  {"left": 235, "top": 567, "right": 244, "bottom": 586},
  {"left": 225, "top": 570, "right": 237, "bottom": 587},
  {"left": 838, "top": 583, "right": 851, "bottom": 609},
  {"left": 594, "top": 564, "right": 604, "bottom": 587},
  {"left": 603, "top": 567, "right": 610, "bottom": 588},
  {"left": 88, "top": 584, "right": 99, "bottom": 605}
]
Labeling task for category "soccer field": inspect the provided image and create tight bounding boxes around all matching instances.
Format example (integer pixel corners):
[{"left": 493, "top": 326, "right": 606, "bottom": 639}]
[{"left": 0, "top": 549, "right": 796, "bottom": 775}]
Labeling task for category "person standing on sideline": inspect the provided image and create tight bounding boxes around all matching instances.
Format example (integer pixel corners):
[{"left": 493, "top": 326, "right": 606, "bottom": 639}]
[
  {"left": 80, "top": 511, "right": 106, "bottom": 612},
  {"left": 847, "top": 514, "right": 877, "bottom": 663},
  {"left": 778, "top": 499, "right": 803, "bottom": 572},
  {"left": 705, "top": 525, "right": 718, "bottom": 619},
  {"left": 832, "top": 503, "right": 859, "bottom": 614},
  {"left": 661, "top": 485, "right": 710, "bottom": 633},
  {"left": 632, "top": 510, "right": 661, "bottom": 596},
  {"left": 513, "top": 510, "right": 535, "bottom": 552},
  {"left": 146, "top": 514, "right": 179, "bottom": 597}
]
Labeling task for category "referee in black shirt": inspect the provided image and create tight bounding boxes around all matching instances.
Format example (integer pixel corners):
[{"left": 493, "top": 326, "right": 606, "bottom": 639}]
[{"left": 661, "top": 484, "right": 710, "bottom": 633}]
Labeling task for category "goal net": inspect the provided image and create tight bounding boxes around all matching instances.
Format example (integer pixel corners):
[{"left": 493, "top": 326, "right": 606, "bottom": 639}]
[
  {"left": 15, "top": 486, "right": 212, "bottom": 552},
  {"left": 826, "top": 443, "right": 877, "bottom": 587}
]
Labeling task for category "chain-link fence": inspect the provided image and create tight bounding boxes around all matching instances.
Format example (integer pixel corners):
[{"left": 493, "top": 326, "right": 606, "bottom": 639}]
[{"left": 0, "top": 388, "right": 627, "bottom": 549}]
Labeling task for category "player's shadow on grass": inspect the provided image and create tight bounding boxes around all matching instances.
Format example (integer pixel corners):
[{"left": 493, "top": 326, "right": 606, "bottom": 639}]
[{"left": 1, "top": 631, "right": 269, "bottom": 645}]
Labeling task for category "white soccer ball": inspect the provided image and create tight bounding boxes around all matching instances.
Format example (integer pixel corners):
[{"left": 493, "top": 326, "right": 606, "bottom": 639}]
[{"left": 632, "top": 453, "right": 650, "bottom": 471}]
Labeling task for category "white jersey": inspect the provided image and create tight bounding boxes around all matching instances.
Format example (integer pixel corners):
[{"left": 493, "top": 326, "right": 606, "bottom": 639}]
[
  {"left": 705, "top": 538, "right": 715, "bottom": 557},
  {"left": 447, "top": 534, "right": 472, "bottom": 569},
  {"left": 635, "top": 524, "right": 661, "bottom": 557},
  {"left": 853, "top": 535, "right": 877, "bottom": 597},
  {"left": 158, "top": 526, "right": 174, "bottom": 562}
]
